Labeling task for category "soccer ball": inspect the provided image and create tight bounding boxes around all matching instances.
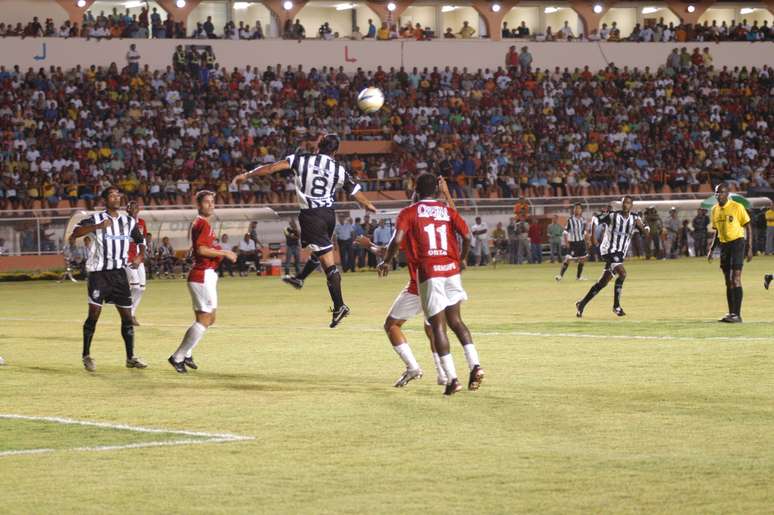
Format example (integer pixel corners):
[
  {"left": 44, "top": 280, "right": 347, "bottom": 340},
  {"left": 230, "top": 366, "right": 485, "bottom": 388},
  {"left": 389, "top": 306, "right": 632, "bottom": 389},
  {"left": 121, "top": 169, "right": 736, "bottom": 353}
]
[{"left": 357, "top": 87, "right": 384, "bottom": 113}]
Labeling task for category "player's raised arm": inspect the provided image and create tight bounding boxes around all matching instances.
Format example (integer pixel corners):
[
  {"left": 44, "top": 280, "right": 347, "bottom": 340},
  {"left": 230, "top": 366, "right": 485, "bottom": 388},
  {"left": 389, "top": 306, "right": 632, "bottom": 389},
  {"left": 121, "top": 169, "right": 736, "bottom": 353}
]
[
  {"left": 438, "top": 176, "right": 455, "bottom": 210},
  {"left": 232, "top": 159, "right": 291, "bottom": 187}
]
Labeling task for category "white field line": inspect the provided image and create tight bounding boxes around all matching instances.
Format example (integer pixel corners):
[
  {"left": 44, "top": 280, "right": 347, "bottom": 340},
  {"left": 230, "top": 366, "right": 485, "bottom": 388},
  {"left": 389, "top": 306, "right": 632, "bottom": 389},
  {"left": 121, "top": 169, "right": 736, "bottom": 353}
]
[
  {"left": 0, "top": 317, "right": 772, "bottom": 342},
  {"left": 0, "top": 414, "right": 253, "bottom": 458}
]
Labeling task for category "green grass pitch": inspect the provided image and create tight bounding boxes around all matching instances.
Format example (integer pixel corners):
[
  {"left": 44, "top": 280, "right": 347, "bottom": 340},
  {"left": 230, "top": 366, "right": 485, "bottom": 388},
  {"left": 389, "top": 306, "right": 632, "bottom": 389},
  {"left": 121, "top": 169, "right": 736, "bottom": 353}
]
[{"left": 0, "top": 258, "right": 772, "bottom": 513}]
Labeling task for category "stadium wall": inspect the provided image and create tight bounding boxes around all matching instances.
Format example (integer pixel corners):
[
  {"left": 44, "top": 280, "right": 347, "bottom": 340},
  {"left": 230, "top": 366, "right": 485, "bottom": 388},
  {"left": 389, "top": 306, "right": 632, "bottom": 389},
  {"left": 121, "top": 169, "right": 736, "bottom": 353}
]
[{"left": 2, "top": 39, "right": 772, "bottom": 72}]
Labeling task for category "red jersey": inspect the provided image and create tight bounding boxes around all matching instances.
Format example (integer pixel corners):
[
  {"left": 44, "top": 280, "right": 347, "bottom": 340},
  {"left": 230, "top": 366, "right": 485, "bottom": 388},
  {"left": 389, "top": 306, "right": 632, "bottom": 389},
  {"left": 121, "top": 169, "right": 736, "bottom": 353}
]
[
  {"left": 396, "top": 199, "right": 469, "bottom": 283},
  {"left": 188, "top": 216, "right": 222, "bottom": 283},
  {"left": 128, "top": 218, "right": 147, "bottom": 261}
]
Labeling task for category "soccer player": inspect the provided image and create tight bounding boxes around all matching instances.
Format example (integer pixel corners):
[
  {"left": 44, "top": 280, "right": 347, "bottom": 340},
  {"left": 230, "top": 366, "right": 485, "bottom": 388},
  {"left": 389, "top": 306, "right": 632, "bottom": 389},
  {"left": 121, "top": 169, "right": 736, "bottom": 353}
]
[
  {"left": 168, "top": 190, "right": 237, "bottom": 373},
  {"left": 707, "top": 183, "right": 753, "bottom": 323},
  {"left": 232, "top": 134, "right": 377, "bottom": 328},
  {"left": 556, "top": 202, "right": 588, "bottom": 281},
  {"left": 378, "top": 173, "right": 483, "bottom": 396},
  {"left": 70, "top": 186, "right": 148, "bottom": 372},
  {"left": 358, "top": 176, "right": 461, "bottom": 387},
  {"left": 125, "top": 201, "right": 147, "bottom": 326},
  {"left": 576, "top": 196, "right": 650, "bottom": 318}
]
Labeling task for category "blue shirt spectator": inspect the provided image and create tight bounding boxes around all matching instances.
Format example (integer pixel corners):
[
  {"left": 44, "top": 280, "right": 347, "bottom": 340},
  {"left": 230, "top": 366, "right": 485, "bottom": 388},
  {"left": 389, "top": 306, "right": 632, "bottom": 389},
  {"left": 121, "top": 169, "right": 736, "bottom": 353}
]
[
  {"left": 335, "top": 220, "right": 354, "bottom": 241},
  {"left": 373, "top": 221, "right": 393, "bottom": 246}
]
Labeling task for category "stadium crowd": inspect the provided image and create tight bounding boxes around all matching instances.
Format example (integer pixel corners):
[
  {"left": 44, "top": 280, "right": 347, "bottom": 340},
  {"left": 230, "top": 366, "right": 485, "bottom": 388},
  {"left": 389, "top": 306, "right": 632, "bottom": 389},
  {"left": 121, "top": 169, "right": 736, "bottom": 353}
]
[
  {"left": 0, "top": 46, "right": 771, "bottom": 212},
  {"left": 2, "top": 7, "right": 772, "bottom": 42}
]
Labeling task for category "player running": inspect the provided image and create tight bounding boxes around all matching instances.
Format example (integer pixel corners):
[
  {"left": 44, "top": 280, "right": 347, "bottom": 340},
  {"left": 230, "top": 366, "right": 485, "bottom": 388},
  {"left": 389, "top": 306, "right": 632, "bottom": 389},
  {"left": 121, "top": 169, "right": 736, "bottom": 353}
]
[
  {"left": 378, "top": 173, "right": 483, "bottom": 396},
  {"left": 168, "top": 190, "right": 237, "bottom": 373},
  {"left": 576, "top": 196, "right": 649, "bottom": 318},
  {"left": 232, "top": 134, "right": 376, "bottom": 328},
  {"left": 125, "top": 201, "right": 147, "bottom": 326},
  {"left": 357, "top": 176, "right": 460, "bottom": 388},
  {"left": 556, "top": 202, "right": 588, "bottom": 282}
]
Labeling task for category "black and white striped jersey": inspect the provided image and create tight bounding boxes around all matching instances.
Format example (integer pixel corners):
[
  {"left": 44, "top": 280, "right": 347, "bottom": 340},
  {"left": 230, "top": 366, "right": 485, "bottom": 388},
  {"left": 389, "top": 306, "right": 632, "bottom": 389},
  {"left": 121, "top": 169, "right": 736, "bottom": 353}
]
[
  {"left": 76, "top": 211, "right": 145, "bottom": 273},
  {"left": 598, "top": 211, "right": 641, "bottom": 256},
  {"left": 286, "top": 153, "right": 361, "bottom": 210},
  {"left": 564, "top": 216, "right": 587, "bottom": 242}
]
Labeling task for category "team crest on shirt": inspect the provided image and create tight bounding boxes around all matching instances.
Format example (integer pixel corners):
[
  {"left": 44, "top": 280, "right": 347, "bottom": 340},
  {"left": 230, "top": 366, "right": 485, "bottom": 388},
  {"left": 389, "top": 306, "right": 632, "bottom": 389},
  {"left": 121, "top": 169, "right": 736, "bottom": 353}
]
[
  {"left": 728, "top": 215, "right": 734, "bottom": 222},
  {"left": 91, "top": 289, "right": 100, "bottom": 299}
]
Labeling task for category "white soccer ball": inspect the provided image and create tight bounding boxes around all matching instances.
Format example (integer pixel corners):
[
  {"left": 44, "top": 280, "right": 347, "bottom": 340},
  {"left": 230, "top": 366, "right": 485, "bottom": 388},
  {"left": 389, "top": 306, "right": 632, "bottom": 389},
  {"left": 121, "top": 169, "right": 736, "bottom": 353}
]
[
  {"left": 357, "top": 87, "right": 385, "bottom": 113},
  {"left": 0, "top": 356, "right": 5, "bottom": 366}
]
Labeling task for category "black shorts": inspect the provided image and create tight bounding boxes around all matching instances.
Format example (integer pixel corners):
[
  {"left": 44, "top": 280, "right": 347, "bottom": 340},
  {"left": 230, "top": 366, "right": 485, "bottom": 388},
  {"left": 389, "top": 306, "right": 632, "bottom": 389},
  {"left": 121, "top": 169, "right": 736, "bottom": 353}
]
[
  {"left": 569, "top": 241, "right": 588, "bottom": 259},
  {"left": 603, "top": 252, "right": 625, "bottom": 273},
  {"left": 298, "top": 207, "right": 336, "bottom": 256},
  {"left": 720, "top": 238, "right": 745, "bottom": 271},
  {"left": 87, "top": 269, "right": 132, "bottom": 308}
]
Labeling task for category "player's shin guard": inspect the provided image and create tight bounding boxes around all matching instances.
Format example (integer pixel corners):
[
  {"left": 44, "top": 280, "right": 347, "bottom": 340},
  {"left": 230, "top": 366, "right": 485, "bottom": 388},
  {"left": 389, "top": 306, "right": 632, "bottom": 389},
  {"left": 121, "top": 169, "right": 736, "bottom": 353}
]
[
  {"left": 296, "top": 256, "right": 320, "bottom": 280},
  {"left": 121, "top": 322, "right": 135, "bottom": 359},
  {"left": 173, "top": 322, "right": 206, "bottom": 362},
  {"left": 734, "top": 286, "right": 743, "bottom": 316},
  {"left": 613, "top": 276, "right": 625, "bottom": 308},
  {"left": 462, "top": 343, "right": 480, "bottom": 371},
  {"left": 577, "top": 262, "right": 584, "bottom": 279},
  {"left": 324, "top": 265, "right": 344, "bottom": 309},
  {"left": 131, "top": 286, "right": 144, "bottom": 316},
  {"left": 439, "top": 353, "right": 458, "bottom": 382},
  {"left": 82, "top": 318, "right": 97, "bottom": 357},
  {"left": 559, "top": 261, "right": 569, "bottom": 277},
  {"left": 580, "top": 280, "right": 605, "bottom": 307}
]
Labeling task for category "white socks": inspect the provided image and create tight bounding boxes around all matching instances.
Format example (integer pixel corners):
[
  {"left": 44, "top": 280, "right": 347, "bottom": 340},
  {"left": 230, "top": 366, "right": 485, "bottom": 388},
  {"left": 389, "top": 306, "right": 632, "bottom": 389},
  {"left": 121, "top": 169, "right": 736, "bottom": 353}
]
[
  {"left": 432, "top": 352, "right": 447, "bottom": 381},
  {"left": 393, "top": 343, "right": 420, "bottom": 371},
  {"left": 462, "top": 344, "right": 480, "bottom": 371},
  {"left": 131, "top": 286, "right": 144, "bottom": 316},
  {"left": 173, "top": 322, "right": 206, "bottom": 362},
  {"left": 439, "top": 354, "right": 457, "bottom": 382}
]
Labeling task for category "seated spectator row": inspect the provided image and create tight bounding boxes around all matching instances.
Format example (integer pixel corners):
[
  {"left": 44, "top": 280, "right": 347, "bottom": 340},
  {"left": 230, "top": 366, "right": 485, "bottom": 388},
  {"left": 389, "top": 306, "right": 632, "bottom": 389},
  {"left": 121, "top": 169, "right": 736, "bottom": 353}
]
[{"left": 0, "top": 53, "right": 770, "bottom": 212}]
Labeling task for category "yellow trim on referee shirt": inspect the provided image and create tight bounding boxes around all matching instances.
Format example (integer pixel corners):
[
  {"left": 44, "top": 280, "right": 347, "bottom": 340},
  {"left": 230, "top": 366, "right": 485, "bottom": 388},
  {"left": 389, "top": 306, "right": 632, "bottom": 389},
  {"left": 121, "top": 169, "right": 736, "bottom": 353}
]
[
  {"left": 766, "top": 208, "right": 774, "bottom": 227},
  {"left": 711, "top": 199, "right": 750, "bottom": 243}
]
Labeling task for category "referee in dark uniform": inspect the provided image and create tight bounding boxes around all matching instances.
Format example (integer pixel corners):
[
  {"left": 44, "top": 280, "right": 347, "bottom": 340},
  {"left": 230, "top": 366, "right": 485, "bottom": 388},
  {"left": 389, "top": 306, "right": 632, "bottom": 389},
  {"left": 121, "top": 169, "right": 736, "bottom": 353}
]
[
  {"left": 70, "top": 186, "right": 148, "bottom": 371},
  {"left": 707, "top": 183, "right": 753, "bottom": 323}
]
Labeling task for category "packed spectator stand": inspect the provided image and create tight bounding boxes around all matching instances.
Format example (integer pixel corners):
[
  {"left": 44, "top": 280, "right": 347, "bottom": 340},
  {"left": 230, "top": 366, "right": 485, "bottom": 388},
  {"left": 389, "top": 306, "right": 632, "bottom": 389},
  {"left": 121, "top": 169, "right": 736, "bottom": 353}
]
[{"left": 0, "top": 41, "right": 771, "bottom": 213}]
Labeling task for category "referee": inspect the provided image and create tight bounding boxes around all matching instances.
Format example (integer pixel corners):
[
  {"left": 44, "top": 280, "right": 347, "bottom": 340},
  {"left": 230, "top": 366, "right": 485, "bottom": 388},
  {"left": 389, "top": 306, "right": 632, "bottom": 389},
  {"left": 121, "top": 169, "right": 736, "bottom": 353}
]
[
  {"left": 707, "top": 183, "right": 753, "bottom": 323},
  {"left": 70, "top": 186, "right": 148, "bottom": 371}
]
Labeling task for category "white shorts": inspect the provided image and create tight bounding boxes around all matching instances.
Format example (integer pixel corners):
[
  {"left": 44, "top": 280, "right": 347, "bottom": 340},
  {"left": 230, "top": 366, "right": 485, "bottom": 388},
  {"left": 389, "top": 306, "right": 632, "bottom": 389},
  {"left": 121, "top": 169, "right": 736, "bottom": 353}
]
[
  {"left": 125, "top": 263, "right": 146, "bottom": 288},
  {"left": 188, "top": 269, "right": 218, "bottom": 313},
  {"left": 419, "top": 274, "right": 468, "bottom": 319},
  {"left": 387, "top": 288, "right": 423, "bottom": 321}
]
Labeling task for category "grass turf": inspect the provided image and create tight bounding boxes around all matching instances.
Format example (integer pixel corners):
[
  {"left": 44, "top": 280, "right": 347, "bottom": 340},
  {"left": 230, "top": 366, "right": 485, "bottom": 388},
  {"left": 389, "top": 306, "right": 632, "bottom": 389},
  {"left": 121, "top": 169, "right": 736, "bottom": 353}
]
[{"left": 0, "top": 258, "right": 772, "bottom": 513}]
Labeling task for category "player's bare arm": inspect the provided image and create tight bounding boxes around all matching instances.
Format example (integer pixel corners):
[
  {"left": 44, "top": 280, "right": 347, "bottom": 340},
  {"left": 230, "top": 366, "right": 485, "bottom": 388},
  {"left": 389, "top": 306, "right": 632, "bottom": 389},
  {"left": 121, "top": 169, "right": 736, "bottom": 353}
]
[
  {"left": 71, "top": 217, "right": 111, "bottom": 239},
  {"left": 744, "top": 222, "right": 753, "bottom": 262},
  {"left": 459, "top": 233, "right": 472, "bottom": 266},
  {"left": 438, "top": 176, "right": 456, "bottom": 209},
  {"left": 378, "top": 230, "right": 405, "bottom": 277},
  {"left": 232, "top": 159, "right": 291, "bottom": 187},
  {"left": 353, "top": 190, "right": 377, "bottom": 213},
  {"left": 707, "top": 231, "right": 719, "bottom": 262},
  {"left": 355, "top": 235, "right": 385, "bottom": 257},
  {"left": 198, "top": 245, "right": 237, "bottom": 263}
]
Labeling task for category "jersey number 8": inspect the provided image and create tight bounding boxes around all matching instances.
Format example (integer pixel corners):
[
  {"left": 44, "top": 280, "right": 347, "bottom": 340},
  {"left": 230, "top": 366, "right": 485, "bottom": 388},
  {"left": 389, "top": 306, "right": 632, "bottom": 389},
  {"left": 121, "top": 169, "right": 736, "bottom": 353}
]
[{"left": 311, "top": 176, "right": 328, "bottom": 197}]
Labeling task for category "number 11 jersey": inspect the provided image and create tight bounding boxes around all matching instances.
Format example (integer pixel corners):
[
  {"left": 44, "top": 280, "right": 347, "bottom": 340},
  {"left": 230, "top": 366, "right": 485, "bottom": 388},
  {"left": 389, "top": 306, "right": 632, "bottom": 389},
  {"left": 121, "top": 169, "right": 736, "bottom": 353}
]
[{"left": 396, "top": 199, "right": 470, "bottom": 283}]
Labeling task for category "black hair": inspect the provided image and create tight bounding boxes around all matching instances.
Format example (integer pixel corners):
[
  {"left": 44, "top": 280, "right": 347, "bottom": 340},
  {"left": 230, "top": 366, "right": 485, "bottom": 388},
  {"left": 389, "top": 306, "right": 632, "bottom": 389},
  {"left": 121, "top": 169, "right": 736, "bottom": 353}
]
[
  {"left": 715, "top": 182, "right": 729, "bottom": 194},
  {"left": 101, "top": 185, "right": 121, "bottom": 200},
  {"left": 318, "top": 133, "right": 340, "bottom": 155},
  {"left": 196, "top": 190, "right": 215, "bottom": 204},
  {"left": 415, "top": 173, "right": 438, "bottom": 199}
]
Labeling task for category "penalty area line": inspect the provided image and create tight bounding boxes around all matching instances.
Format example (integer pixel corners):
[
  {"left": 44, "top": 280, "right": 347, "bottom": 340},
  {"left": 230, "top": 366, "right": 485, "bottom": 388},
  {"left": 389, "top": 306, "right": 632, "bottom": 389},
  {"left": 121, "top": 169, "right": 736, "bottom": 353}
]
[{"left": 0, "top": 414, "right": 253, "bottom": 458}]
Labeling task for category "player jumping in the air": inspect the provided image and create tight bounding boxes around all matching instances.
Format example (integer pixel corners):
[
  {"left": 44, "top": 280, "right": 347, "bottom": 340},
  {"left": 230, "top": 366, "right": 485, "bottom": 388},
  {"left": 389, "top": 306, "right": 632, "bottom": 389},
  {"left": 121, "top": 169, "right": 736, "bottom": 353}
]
[
  {"left": 556, "top": 202, "right": 589, "bottom": 282},
  {"left": 125, "top": 201, "right": 147, "bottom": 326},
  {"left": 378, "top": 173, "right": 483, "bottom": 396},
  {"left": 168, "top": 190, "right": 237, "bottom": 373},
  {"left": 576, "top": 196, "right": 650, "bottom": 318},
  {"left": 357, "top": 176, "right": 460, "bottom": 387},
  {"left": 232, "top": 134, "right": 376, "bottom": 328}
]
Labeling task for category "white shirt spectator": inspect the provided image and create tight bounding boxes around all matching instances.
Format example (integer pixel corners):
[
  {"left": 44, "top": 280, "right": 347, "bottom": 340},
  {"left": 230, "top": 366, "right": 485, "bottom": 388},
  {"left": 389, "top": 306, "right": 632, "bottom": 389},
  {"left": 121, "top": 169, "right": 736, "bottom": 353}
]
[
  {"left": 471, "top": 221, "right": 489, "bottom": 244},
  {"left": 238, "top": 238, "right": 257, "bottom": 253}
]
